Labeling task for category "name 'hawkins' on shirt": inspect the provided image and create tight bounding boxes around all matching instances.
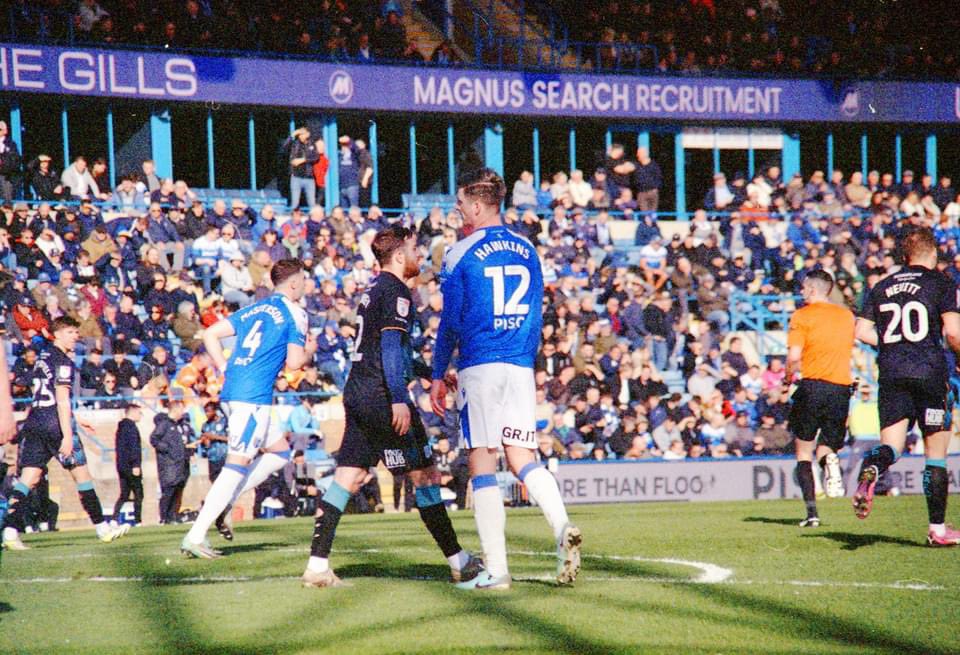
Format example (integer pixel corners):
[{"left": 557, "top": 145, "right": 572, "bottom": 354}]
[{"left": 473, "top": 239, "right": 531, "bottom": 262}]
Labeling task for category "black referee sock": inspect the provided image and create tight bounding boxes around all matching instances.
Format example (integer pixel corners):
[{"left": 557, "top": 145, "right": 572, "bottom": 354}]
[
  {"left": 3, "top": 487, "right": 28, "bottom": 532},
  {"left": 310, "top": 500, "right": 343, "bottom": 559},
  {"left": 78, "top": 486, "right": 105, "bottom": 525},
  {"left": 923, "top": 464, "right": 949, "bottom": 525},
  {"left": 863, "top": 445, "right": 898, "bottom": 476},
  {"left": 797, "top": 461, "right": 818, "bottom": 518}
]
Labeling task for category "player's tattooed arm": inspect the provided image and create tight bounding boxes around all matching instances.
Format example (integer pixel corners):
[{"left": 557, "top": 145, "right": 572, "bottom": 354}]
[{"left": 854, "top": 318, "right": 878, "bottom": 347}]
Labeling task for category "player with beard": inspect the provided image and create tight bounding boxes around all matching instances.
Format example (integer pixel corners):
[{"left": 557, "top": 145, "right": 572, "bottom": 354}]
[{"left": 301, "top": 225, "right": 482, "bottom": 587}]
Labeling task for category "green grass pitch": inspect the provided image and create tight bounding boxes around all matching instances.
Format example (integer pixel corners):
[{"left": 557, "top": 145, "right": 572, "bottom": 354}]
[{"left": 1, "top": 496, "right": 958, "bottom": 654}]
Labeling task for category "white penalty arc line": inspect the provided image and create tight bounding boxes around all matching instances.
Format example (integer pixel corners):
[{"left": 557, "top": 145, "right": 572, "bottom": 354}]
[{"left": 0, "top": 547, "right": 946, "bottom": 591}]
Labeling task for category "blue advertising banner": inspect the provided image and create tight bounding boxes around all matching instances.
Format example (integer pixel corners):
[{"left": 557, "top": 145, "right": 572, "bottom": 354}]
[{"left": 1, "top": 43, "right": 958, "bottom": 123}]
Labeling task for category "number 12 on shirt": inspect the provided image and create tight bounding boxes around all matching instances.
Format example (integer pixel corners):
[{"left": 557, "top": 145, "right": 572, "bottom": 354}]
[{"left": 485, "top": 265, "right": 530, "bottom": 330}]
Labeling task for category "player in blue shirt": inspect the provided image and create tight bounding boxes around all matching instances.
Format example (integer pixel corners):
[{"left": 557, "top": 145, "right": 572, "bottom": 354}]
[
  {"left": 182, "top": 259, "right": 316, "bottom": 558},
  {"left": 430, "top": 169, "right": 581, "bottom": 590}
]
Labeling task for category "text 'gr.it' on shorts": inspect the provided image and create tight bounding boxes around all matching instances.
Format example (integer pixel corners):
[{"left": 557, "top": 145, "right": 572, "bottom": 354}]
[{"left": 456, "top": 362, "right": 537, "bottom": 450}]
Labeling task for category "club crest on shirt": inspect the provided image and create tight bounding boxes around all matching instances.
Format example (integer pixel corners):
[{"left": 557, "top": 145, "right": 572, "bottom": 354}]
[{"left": 397, "top": 298, "right": 410, "bottom": 317}]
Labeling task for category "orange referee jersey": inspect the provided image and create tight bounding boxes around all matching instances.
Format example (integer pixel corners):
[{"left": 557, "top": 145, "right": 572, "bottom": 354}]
[{"left": 787, "top": 301, "right": 855, "bottom": 386}]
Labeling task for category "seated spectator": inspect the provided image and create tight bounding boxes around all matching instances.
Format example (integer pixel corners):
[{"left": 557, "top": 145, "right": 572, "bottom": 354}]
[
  {"left": 216, "top": 224, "right": 244, "bottom": 263},
  {"left": 94, "top": 372, "right": 126, "bottom": 409},
  {"left": 755, "top": 414, "right": 792, "bottom": 454},
  {"left": 103, "top": 343, "right": 139, "bottom": 391},
  {"left": 220, "top": 254, "right": 255, "bottom": 307},
  {"left": 172, "top": 301, "right": 203, "bottom": 353},
  {"left": 662, "top": 439, "right": 687, "bottom": 460},
  {"left": 139, "top": 344, "right": 175, "bottom": 384},
  {"left": 61, "top": 156, "right": 109, "bottom": 201},
  {"left": 79, "top": 348, "right": 105, "bottom": 391}
]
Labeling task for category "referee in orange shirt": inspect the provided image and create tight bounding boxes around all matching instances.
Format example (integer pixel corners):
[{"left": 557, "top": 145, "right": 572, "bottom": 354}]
[{"left": 784, "top": 270, "right": 855, "bottom": 527}]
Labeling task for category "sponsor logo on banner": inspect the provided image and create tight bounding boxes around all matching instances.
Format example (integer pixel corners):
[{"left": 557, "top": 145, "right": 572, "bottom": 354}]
[
  {"left": 841, "top": 90, "right": 860, "bottom": 117},
  {"left": 329, "top": 70, "right": 353, "bottom": 104},
  {"left": 554, "top": 452, "right": 960, "bottom": 504}
]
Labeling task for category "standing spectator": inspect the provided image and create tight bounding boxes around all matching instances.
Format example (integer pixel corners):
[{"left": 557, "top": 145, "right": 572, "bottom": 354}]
[
  {"left": 633, "top": 147, "right": 662, "bottom": 213},
  {"left": 356, "top": 139, "right": 374, "bottom": 208},
  {"left": 150, "top": 401, "right": 193, "bottom": 525},
  {"left": 337, "top": 135, "right": 360, "bottom": 208},
  {"left": 643, "top": 293, "right": 674, "bottom": 371},
  {"left": 112, "top": 403, "right": 144, "bottom": 525},
  {"left": 0, "top": 121, "right": 20, "bottom": 205},
  {"left": 312, "top": 139, "right": 329, "bottom": 206},
  {"left": 287, "top": 128, "right": 319, "bottom": 210}
]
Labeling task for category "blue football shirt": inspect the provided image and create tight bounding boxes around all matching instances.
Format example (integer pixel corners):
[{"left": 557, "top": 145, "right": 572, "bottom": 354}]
[
  {"left": 433, "top": 225, "right": 543, "bottom": 377},
  {"left": 221, "top": 294, "right": 308, "bottom": 405}
]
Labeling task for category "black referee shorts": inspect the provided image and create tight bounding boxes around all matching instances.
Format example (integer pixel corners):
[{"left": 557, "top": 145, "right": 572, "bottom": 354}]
[
  {"left": 878, "top": 376, "right": 952, "bottom": 437},
  {"left": 337, "top": 398, "right": 432, "bottom": 475},
  {"left": 788, "top": 379, "right": 852, "bottom": 452}
]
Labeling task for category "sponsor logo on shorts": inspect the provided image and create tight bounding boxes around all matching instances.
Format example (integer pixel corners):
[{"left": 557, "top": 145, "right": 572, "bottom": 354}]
[
  {"left": 925, "top": 408, "right": 945, "bottom": 427},
  {"left": 384, "top": 449, "right": 407, "bottom": 468},
  {"left": 502, "top": 427, "right": 536, "bottom": 443}
]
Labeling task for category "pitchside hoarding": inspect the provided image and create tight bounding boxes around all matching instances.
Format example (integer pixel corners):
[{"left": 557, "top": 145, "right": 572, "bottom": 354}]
[
  {"left": 554, "top": 453, "right": 960, "bottom": 504},
  {"left": 1, "top": 43, "right": 960, "bottom": 123}
]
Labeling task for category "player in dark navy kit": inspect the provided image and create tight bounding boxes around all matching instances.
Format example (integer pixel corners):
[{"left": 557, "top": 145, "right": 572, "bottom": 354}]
[
  {"left": 2, "top": 317, "right": 129, "bottom": 550},
  {"left": 302, "top": 225, "right": 481, "bottom": 588},
  {"left": 854, "top": 228, "right": 960, "bottom": 546}
]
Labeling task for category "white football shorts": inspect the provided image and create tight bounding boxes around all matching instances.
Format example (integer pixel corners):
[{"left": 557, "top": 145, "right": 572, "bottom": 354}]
[
  {"left": 225, "top": 401, "right": 284, "bottom": 459},
  {"left": 456, "top": 363, "right": 537, "bottom": 450}
]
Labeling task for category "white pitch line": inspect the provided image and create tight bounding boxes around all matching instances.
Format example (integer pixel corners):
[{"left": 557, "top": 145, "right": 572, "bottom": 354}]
[
  {"left": 0, "top": 574, "right": 946, "bottom": 592},
  {"left": 0, "top": 547, "right": 946, "bottom": 591}
]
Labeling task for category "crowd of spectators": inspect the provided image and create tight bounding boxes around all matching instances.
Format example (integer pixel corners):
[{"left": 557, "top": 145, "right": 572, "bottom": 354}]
[
  {"left": 3, "top": 0, "right": 459, "bottom": 65},
  {"left": 8, "top": 132, "right": 949, "bottom": 474},
  {"left": 550, "top": 0, "right": 960, "bottom": 79},
  {"left": 6, "top": 1, "right": 959, "bottom": 79}
]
